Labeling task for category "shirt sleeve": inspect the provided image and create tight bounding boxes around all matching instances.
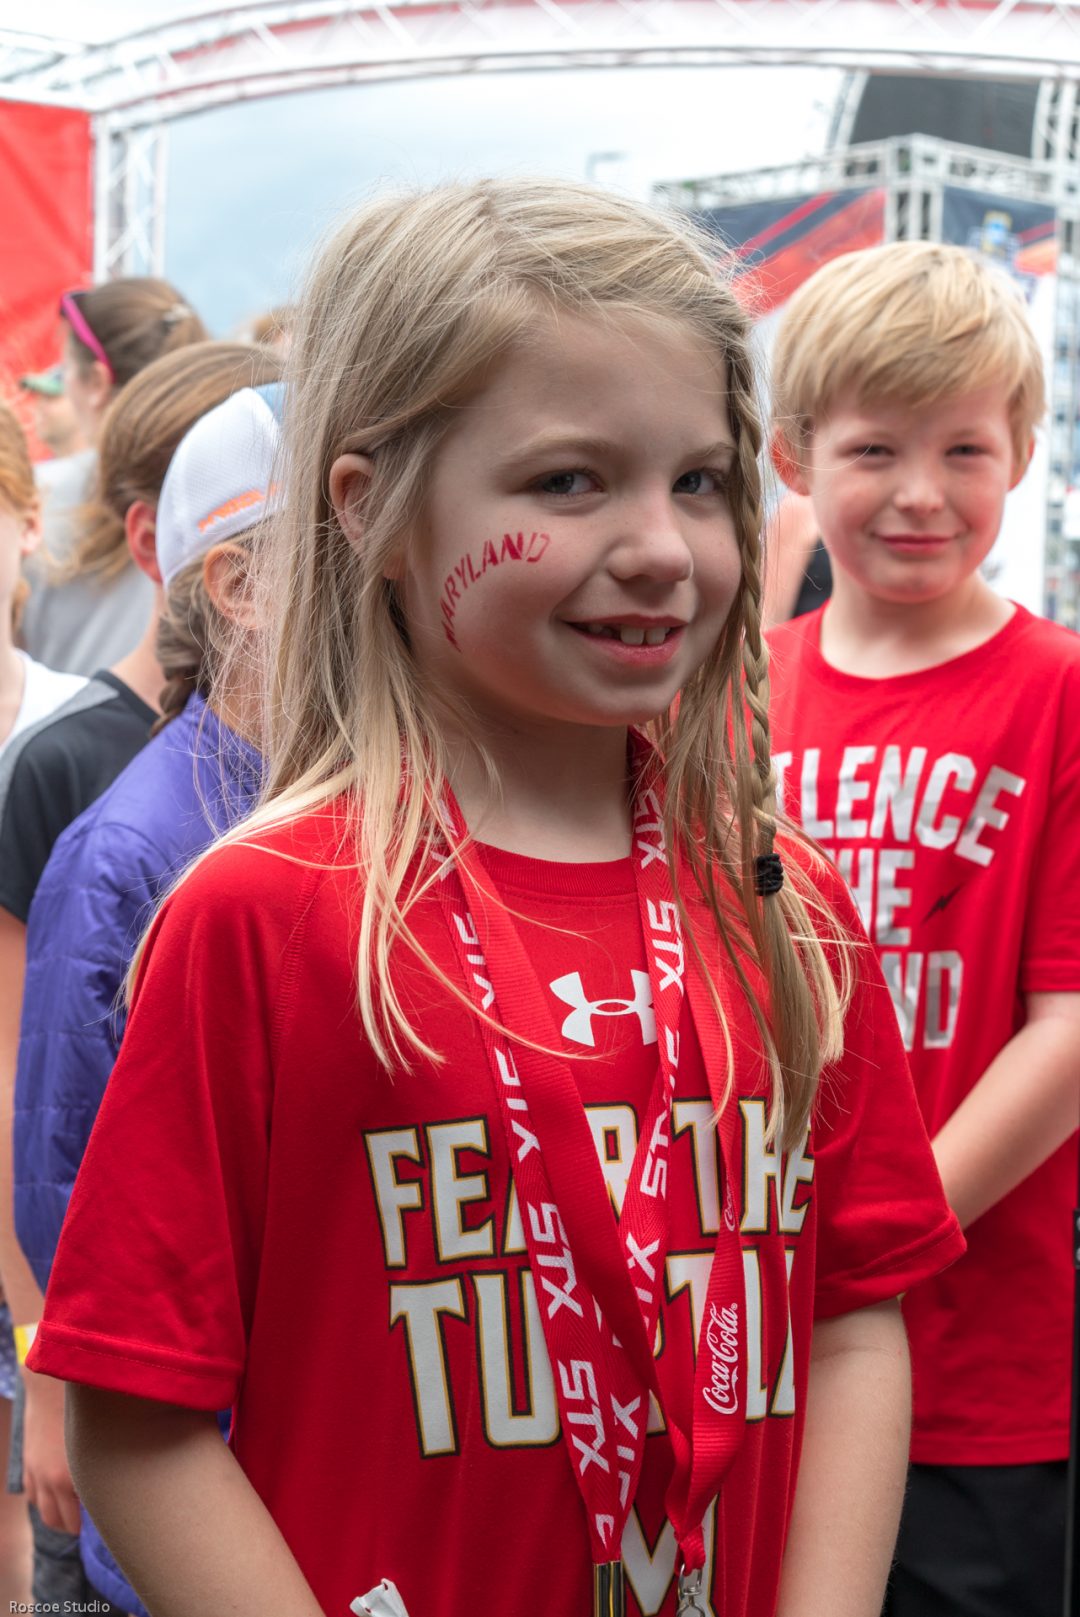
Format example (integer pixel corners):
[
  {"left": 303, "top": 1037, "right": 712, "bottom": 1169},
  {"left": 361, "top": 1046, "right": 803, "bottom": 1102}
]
[
  {"left": 14, "top": 818, "right": 161, "bottom": 1293},
  {"left": 0, "top": 741, "right": 78, "bottom": 923},
  {"left": 803, "top": 857, "right": 966, "bottom": 1319},
  {"left": 27, "top": 846, "right": 299, "bottom": 1410},
  {"left": 1020, "top": 657, "right": 1080, "bottom": 994}
]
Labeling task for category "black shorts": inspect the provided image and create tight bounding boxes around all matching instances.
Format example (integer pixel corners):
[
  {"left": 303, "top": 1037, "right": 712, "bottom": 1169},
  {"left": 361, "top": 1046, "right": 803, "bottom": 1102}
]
[{"left": 884, "top": 1460, "right": 1067, "bottom": 1617}]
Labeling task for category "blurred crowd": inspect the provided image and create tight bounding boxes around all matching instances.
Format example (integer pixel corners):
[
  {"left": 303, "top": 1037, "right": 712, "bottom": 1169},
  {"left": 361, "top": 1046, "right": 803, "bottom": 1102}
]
[{"left": 0, "top": 279, "right": 291, "bottom": 1612}]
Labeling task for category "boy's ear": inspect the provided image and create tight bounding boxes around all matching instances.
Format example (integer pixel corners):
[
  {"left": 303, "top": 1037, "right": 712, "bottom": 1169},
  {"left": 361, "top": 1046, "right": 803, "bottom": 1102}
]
[
  {"left": 124, "top": 499, "right": 162, "bottom": 584},
  {"left": 202, "top": 541, "right": 256, "bottom": 630},
  {"left": 1009, "top": 434, "right": 1036, "bottom": 491},
  {"left": 770, "top": 433, "right": 810, "bottom": 497}
]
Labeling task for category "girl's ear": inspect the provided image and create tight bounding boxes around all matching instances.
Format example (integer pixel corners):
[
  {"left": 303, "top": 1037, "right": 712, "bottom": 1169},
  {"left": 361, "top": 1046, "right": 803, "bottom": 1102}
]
[
  {"left": 18, "top": 502, "right": 42, "bottom": 561},
  {"left": 329, "top": 453, "right": 375, "bottom": 553},
  {"left": 330, "top": 451, "right": 405, "bottom": 583},
  {"left": 124, "top": 499, "right": 162, "bottom": 583},
  {"left": 770, "top": 433, "right": 810, "bottom": 497},
  {"left": 85, "top": 359, "right": 112, "bottom": 416},
  {"left": 202, "top": 542, "right": 256, "bottom": 630}
]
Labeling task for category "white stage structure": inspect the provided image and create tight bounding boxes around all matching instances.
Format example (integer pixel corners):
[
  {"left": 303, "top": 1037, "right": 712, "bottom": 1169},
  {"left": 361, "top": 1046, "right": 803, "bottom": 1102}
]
[{"left": 5, "top": 2, "right": 1080, "bottom": 278}]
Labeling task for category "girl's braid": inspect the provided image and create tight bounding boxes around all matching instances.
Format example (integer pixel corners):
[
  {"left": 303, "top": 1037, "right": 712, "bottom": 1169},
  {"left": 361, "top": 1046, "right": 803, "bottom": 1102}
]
[{"left": 730, "top": 353, "right": 779, "bottom": 864}]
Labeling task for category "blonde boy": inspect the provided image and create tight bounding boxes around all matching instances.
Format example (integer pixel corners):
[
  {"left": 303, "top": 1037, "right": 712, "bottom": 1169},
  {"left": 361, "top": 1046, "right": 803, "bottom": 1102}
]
[{"left": 766, "top": 240, "right": 1080, "bottom": 1617}]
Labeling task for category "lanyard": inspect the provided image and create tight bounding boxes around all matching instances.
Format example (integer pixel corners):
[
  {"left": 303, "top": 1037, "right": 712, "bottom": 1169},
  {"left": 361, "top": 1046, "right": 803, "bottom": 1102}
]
[{"left": 430, "top": 760, "right": 747, "bottom": 1602}]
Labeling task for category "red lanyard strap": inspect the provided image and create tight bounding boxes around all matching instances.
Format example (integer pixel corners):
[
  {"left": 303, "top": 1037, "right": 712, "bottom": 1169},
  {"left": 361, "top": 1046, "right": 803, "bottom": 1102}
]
[{"left": 431, "top": 768, "right": 747, "bottom": 1576}]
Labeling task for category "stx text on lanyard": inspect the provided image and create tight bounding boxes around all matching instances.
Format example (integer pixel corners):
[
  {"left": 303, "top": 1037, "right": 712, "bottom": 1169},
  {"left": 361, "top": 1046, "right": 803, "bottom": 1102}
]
[{"left": 432, "top": 758, "right": 748, "bottom": 1616}]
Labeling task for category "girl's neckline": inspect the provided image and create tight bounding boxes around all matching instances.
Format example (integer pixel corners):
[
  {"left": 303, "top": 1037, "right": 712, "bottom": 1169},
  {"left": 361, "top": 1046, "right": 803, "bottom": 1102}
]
[
  {"left": 474, "top": 837, "right": 635, "bottom": 897},
  {"left": 802, "top": 600, "right": 1030, "bottom": 688}
]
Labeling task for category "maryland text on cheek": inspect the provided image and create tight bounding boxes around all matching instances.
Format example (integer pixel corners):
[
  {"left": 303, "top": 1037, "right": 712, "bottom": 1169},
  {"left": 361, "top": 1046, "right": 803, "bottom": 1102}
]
[{"left": 440, "top": 530, "right": 551, "bottom": 647}]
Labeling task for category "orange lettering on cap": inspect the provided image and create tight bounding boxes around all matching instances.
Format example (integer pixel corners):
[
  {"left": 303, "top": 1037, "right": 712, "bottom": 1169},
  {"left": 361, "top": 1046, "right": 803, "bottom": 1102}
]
[{"left": 197, "top": 485, "right": 274, "bottom": 535}]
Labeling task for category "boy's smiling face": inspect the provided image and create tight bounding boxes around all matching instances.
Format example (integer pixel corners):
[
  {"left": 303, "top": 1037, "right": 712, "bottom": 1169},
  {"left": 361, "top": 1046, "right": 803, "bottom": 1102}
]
[{"left": 783, "top": 386, "right": 1028, "bottom": 608}]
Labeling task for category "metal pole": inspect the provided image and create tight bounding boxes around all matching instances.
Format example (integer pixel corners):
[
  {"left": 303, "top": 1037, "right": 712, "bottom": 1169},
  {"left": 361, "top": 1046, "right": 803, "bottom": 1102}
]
[{"left": 151, "top": 120, "right": 168, "bottom": 276}]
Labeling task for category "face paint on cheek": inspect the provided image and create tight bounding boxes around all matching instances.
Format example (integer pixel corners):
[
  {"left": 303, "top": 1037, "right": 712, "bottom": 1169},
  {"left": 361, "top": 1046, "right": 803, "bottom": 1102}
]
[
  {"left": 440, "top": 573, "right": 462, "bottom": 647},
  {"left": 438, "top": 530, "right": 550, "bottom": 648}
]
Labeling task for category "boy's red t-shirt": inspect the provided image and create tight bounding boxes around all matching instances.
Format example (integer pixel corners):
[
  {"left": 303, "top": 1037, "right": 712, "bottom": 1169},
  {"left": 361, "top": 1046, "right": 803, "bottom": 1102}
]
[
  {"left": 767, "top": 602, "right": 1080, "bottom": 1466},
  {"left": 30, "top": 809, "right": 961, "bottom": 1615}
]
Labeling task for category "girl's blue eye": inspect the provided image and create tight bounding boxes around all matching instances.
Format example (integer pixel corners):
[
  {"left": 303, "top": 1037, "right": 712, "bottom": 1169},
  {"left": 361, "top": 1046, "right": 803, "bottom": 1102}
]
[
  {"left": 537, "top": 470, "right": 594, "bottom": 497},
  {"left": 674, "top": 468, "right": 725, "bottom": 495}
]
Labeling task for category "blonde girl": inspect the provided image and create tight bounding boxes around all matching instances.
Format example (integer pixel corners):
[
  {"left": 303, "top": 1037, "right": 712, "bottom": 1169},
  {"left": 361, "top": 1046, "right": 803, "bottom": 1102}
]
[{"left": 31, "top": 182, "right": 962, "bottom": 1617}]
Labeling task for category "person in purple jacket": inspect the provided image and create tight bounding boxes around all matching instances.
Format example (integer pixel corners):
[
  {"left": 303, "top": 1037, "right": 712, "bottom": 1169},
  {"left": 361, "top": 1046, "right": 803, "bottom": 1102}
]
[{"left": 12, "top": 384, "right": 282, "bottom": 1616}]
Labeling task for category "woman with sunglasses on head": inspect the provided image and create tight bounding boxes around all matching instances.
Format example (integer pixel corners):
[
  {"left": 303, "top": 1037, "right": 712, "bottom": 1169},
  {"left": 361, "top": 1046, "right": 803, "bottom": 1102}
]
[{"left": 20, "top": 280, "right": 207, "bottom": 678}]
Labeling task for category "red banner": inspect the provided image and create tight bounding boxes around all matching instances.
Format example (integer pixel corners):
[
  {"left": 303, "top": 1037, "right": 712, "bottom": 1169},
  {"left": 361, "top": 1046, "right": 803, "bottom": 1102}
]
[
  {"left": 703, "top": 188, "right": 888, "bottom": 317},
  {"left": 0, "top": 98, "right": 93, "bottom": 447}
]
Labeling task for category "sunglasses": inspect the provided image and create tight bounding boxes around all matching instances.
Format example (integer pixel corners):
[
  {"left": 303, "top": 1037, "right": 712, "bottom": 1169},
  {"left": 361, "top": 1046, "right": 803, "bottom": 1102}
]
[{"left": 60, "top": 291, "right": 114, "bottom": 384}]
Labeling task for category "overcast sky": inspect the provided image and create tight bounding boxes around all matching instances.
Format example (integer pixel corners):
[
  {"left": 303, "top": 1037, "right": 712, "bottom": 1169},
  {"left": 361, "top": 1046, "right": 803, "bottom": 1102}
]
[{"left": 3, "top": 5, "right": 841, "bottom": 333}]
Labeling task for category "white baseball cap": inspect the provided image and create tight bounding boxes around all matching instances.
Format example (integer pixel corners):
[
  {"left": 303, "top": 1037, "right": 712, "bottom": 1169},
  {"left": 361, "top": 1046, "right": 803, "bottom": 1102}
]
[{"left": 156, "top": 382, "right": 285, "bottom": 588}]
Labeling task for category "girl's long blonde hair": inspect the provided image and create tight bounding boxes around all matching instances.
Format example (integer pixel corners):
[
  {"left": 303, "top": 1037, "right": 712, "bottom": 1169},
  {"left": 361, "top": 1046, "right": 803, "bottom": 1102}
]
[{"left": 207, "top": 180, "right": 848, "bottom": 1148}]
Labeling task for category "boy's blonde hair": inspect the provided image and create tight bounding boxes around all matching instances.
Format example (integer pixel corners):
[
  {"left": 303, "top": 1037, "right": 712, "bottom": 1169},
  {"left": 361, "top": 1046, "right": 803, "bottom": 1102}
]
[
  {"left": 772, "top": 240, "right": 1046, "bottom": 463},
  {"left": 201, "top": 179, "right": 850, "bottom": 1148}
]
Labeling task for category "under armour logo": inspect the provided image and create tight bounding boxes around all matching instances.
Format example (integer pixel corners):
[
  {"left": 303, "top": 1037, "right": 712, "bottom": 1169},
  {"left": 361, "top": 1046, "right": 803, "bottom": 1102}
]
[{"left": 549, "top": 970, "right": 657, "bottom": 1048}]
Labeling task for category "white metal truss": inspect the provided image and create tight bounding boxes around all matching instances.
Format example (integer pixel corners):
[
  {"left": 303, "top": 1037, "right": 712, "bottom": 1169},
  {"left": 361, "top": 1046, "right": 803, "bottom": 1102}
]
[
  {"left": 827, "top": 70, "right": 869, "bottom": 152},
  {"left": 1033, "top": 75, "right": 1080, "bottom": 163},
  {"left": 4, "top": 2, "right": 1080, "bottom": 274},
  {"left": 92, "top": 120, "right": 168, "bottom": 281},
  {"left": 656, "top": 132, "right": 1072, "bottom": 211},
  {"left": 9, "top": 3, "right": 1080, "bottom": 129}
]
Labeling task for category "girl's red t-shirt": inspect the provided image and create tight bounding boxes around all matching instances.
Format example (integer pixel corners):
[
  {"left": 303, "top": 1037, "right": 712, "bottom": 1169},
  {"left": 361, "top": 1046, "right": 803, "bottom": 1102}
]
[
  {"left": 31, "top": 809, "right": 961, "bottom": 1615},
  {"left": 767, "top": 602, "right": 1080, "bottom": 1465}
]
